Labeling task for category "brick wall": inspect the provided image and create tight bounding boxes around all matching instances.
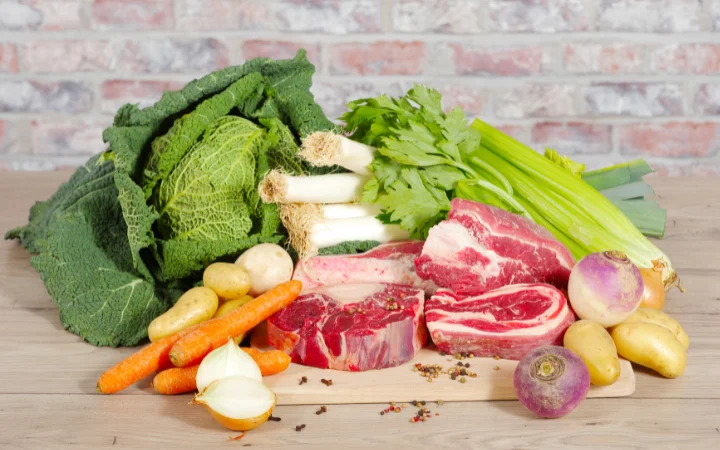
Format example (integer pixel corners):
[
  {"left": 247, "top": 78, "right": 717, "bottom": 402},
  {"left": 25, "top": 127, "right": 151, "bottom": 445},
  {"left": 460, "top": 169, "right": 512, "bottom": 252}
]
[{"left": 0, "top": 0, "right": 719, "bottom": 175}]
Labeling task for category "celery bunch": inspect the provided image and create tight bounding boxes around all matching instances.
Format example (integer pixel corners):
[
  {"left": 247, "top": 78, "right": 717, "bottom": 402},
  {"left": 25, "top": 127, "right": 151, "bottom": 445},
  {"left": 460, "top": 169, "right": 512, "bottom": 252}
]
[{"left": 468, "top": 120, "right": 675, "bottom": 287}]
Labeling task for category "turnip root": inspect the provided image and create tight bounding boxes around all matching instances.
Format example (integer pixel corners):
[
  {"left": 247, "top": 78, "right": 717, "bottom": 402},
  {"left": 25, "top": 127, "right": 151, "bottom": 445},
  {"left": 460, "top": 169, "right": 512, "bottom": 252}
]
[
  {"left": 513, "top": 345, "right": 590, "bottom": 419},
  {"left": 568, "top": 250, "right": 644, "bottom": 327}
]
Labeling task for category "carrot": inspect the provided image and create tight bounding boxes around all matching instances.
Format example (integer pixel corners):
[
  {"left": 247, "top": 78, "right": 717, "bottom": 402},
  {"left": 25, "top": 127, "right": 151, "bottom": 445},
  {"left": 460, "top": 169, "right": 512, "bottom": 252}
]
[
  {"left": 152, "top": 348, "right": 291, "bottom": 395},
  {"left": 152, "top": 365, "right": 200, "bottom": 395},
  {"left": 96, "top": 324, "right": 200, "bottom": 394},
  {"left": 169, "top": 280, "right": 302, "bottom": 367},
  {"left": 242, "top": 348, "right": 292, "bottom": 376}
]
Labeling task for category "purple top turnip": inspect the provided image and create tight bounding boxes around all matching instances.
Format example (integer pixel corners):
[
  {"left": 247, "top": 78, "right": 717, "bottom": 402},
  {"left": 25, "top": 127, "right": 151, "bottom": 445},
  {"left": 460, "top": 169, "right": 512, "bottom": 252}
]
[
  {"left": 513, "top": 345, "right": 590, "bottom": 419},
  {"left": 568, "top": 250, "right": 644, "bottom": 327}
]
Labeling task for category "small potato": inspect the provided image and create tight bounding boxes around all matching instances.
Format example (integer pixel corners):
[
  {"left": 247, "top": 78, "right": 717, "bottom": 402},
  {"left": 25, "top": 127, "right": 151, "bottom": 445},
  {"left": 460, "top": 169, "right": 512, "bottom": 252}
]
[
  {"left": 213, "top": 295, "right": 254, "bottom": 319},
  {"left": 148, "top": 287, "right": 218, "bottom": 342},
  {"left": 618, "top": 307, "right": 689, "bottom": 350},
  {"left": 235, "top": 243, "right": 293, "bottom": 296},
  {"left": 611, "top": 322, "right": 686, "bottom": 378},
  {"left": 564, "top": 320, "right": 621, "bottom": 386},
  {"left": 213, "top": 295, "right": 254, "bottom": 344},
  {"left": 203, "top": 262, "right": 251, "bottom": 301}
]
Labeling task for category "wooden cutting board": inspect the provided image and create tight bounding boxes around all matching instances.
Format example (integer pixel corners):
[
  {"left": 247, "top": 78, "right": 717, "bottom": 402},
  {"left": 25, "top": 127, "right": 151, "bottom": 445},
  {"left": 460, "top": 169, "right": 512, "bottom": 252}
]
[{"left": 253, "top": 329, "right": 636, "bottom": 405}]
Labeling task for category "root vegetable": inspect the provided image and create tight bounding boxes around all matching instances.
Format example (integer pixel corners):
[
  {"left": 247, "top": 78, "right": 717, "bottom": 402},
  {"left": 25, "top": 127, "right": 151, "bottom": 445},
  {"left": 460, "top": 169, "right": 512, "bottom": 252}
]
[
  {"left": 192, "top": 376, "right": 276, "bottom": 431},
  {"left": 639, "top": 263, "right": 666, "bottom": 310},
  {"left": 148, "top": 287, "right": 218, "bottom": 343},
  {"left": 513, "top": 345, "right": 590, "bottom": 419},
  {"left": 563, "top": 320, "right": 621, "bottom": 386},
  {"left": 195, "top": 338, "right": 262, "bottom": 393},
  {"left": 169, "top": 280, "right": 302, "bottom": 367},
  {"left": 235, "top": 244, "right": 293, "bottom": 296},
  {"left": 611, "top": 322, "right": 686, "bottom": 378},
  {"left": 203, "top": 263, "right": 251, "bottom": 301},
  {"left": 617, "top": 307, "right": 689, "bottom": 350},
  {"left": 97, "top": 324, "right": 201, "bottom": 394},
  {"left": 568, "top": 250, "right": 644, "bottom": 327}
]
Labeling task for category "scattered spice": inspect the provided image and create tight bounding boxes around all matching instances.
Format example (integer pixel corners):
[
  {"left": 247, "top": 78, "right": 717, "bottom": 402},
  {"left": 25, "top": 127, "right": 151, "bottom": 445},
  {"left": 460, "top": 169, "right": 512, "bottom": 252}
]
[
  {"left": 295, "top": 424, "right": 307, "bottom": 432},
  {"left": 437, "top": 400, "right": 444, "bottom": 406},
  {"left": 440, "top": 351, "right": 447, "bottom": 356},
  {"left": 380, "top": 411, "right": 385, "bottom": 416},
  {"left": 321, "top": 378, "right": 333, "bottom": 386},
  {"left": 494, "top": 355, "right": 501, "bottom": 360},
  {"left": 401, "top": 403, "right": 407, "bottom": 408},
  {"left": 460, "top": 377, "right": 466, "bottom": 383},
  {"left": 299, "top": 376, "right": 308, "bottom": 385},
  {"left": 268, "top": 415, "right": 281, "bottom": 422},
  {"left": 493, "top": 366, "right": 500, "bottom": 371},
  {"left": 465, "top": 363, "right": 470, "bottom": 368}
]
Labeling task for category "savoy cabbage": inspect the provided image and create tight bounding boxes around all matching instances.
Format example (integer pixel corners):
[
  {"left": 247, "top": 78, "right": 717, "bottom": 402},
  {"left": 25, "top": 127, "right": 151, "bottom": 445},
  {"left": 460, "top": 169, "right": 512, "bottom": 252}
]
[{"left": 6, "top": 51, "right": 335, "bottom": 346}]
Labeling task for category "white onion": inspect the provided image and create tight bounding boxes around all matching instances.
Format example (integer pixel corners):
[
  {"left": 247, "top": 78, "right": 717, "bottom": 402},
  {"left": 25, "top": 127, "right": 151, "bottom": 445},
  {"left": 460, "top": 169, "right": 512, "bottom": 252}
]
[{"left": 195, "top": 338, "right": 262, "bottom": 393}]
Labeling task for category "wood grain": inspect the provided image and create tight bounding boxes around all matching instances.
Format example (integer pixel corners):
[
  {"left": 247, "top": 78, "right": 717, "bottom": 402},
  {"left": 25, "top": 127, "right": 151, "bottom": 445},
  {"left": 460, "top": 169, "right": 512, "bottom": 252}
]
[
  {"left": 1, "top": 172, "right": 718, "bottom": 449},
  {"left": 0, "top": 395, "right": 718, "bottom": 450}
]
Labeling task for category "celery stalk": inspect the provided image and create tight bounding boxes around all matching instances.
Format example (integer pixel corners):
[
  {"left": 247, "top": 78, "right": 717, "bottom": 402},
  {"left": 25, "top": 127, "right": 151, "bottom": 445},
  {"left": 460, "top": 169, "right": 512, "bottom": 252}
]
[{"left": 471, "top": 119, "right": 676, "bottom": 287}]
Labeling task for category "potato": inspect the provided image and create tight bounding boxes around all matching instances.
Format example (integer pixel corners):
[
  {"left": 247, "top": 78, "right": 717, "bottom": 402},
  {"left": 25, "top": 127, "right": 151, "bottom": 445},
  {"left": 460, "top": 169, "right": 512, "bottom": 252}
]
[
  {"left": 213, "top": 295, "right": 254, "bottom": 344},
  {"left": 203, "top": 263, "right": 251, "bottom": 301},
  {"left": 213, "top": 295, "right": 254, "bottom": 319},
  {"left": 148, "top": 287, "right": 219, "bottom": 342},
  {"left": 563, "top": 320, "right": 621, "bottom": 386},
  {"left": 235, "top": 244, "right": 293, "bottom": 296},
  {"left": 617, "top": 307, "right": 689, "bottom": 350},
  {"left": 611, "top": 322, "right": 687, "bottom": 378}
]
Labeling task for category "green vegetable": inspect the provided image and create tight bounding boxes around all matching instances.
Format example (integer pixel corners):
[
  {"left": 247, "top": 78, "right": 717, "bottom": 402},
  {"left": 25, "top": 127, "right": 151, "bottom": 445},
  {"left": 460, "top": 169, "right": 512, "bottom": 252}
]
[
  {"left": 6, "top": 51, "right": 334, "bottom": 346},
  {"left": 471, "top": 119, "right": 676, "bottom": 287},
  {"left": 341, "top": 84, "right": 676, "bottom": 288}
]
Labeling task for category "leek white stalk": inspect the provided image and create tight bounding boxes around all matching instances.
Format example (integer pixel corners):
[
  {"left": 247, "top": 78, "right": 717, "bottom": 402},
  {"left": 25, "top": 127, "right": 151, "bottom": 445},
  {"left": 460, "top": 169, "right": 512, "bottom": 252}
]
[
  {"left": 319, "top": 203, "right": 381, "bottom": 219},
  {"left": 258, "top": 170, "right": 369, "bottom": 204},
  {"left": 280, "top": 203, "right": 409, "bottom": 258},
  {"left": 300, "top": 131, "right": 376, "bottom": 175}
]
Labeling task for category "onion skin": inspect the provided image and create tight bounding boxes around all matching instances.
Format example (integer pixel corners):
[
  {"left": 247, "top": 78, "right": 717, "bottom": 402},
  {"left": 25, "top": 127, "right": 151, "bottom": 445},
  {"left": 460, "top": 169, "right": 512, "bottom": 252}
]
[
  {"left": 513, "top": 346, "right": 590, "bottom": 419},
  {"left": 197, "top": 399, "right": 276, "bottom": 431},
  {"left": 639, "top": 267, "right": 666, "bottom": 310},
  {"left": 568, "top": 251, "right": 644, "bottom": 327}
]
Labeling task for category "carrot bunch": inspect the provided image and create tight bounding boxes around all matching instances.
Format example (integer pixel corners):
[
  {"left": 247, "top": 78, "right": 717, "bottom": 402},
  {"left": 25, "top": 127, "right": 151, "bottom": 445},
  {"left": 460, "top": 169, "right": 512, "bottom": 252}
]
[{"left": 96, "top": 280, "right": 302, "bottom": 395}]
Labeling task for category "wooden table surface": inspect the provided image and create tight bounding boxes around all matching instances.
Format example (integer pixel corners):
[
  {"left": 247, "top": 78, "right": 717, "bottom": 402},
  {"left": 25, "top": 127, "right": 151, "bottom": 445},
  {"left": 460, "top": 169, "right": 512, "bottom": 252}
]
[{"left": 0, "top": 172, "right": 718, "bottom": 449}]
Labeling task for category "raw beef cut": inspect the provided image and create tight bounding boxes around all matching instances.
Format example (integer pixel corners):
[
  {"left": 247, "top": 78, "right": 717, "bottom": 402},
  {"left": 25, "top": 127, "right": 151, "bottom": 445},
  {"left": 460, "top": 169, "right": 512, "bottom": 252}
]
[
  {"left": 415, "top": 198, "right": 575, "bottom": 296},
  {"left": 424, "top": 283, "right": 575, "bottom": 360},
  {"left": 293, "top": 241, "right": 437, "bottom": 294},
  {"left": 267, "top": 283, "right": 427, "bottom": 371}
]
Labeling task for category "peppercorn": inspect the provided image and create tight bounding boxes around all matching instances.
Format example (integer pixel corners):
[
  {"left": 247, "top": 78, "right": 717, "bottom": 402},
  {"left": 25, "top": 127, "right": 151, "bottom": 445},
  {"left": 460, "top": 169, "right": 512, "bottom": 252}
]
[
  {"left": 321, "top": 406, "right": 327, "bottom": 412},
  {"left": 460, "top": 377, "right": 466, "bottom": 383},
  {"left": 295, "top": 425, "right": 302, "bottom": 432},
  {"left": 440, "top": 351, "right": 447, "bottom": 356},
  {"left": 421, "top": 401, "right": 426, "bottom": 405},
  {"left": 465, "top": 363, "right": 470, "bottom": 368},
  {"left": 380, "top": 411, "right": 385, "bottom": 416},
  {"left": 427, "top": 377, "right": 433, "bottom": 383}
]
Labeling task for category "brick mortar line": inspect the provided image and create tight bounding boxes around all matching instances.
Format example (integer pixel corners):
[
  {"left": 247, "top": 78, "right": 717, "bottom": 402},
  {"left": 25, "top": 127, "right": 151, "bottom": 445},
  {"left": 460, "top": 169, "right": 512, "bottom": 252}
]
[
  {"left": 3, "top": 112, "right": 720, "bottom": 125},
  {"left": 1, "top": 151, "right": 717, "bottom": 164},
  {"left": 0, "top": 31, "right": 719, "bottom": 43},
  {"left": 1, "top": 73, "right": 719, "bottom": 85}
]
